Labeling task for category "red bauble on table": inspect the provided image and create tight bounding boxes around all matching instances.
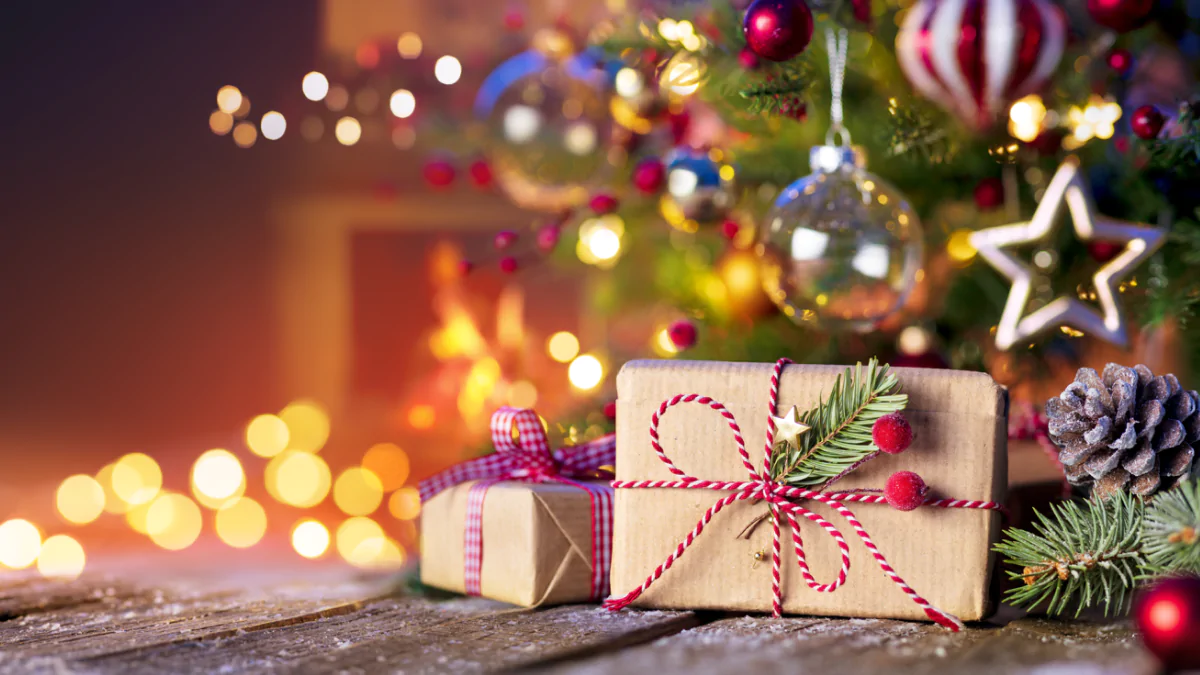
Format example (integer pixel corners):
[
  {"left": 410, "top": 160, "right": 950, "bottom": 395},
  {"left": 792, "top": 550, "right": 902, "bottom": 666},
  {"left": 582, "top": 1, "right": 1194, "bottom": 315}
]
[
  {"left": 872, "top": 412, "right": 914, "bottom": 455},
  {"left": 885, "top": 471, "right": 928, "bottom": 511},
  {"left": 667, "top": 320, "right": 698, "bottom": 350},
  {"left": 974, "top": 177, "right": 1004, "bottom": 210},
  {"left": 632, "top": 158, "right": 666, "bottom": 194},
  {"left": 1134, "top": 577, "right": 1200, "bottom": 671},
  {"left": 1131, "top": 105, "right": 1166, "bottom": 139},
  {"left": 742, "top": 0, "right": 814, "bottom": 63},
  {"left": 1087, "top": 0, "right": 1154, "bottom": 33}
]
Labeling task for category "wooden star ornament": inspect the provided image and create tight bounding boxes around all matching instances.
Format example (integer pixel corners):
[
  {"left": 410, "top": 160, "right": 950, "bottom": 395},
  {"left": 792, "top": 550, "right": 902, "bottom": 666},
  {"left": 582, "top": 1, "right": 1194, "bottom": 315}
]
[
  {"left": 770, "top": 406, "right": 811, "bottom": 446},
  {"left": 969, "top": 157, "right": 1165, "bottom": 351}
]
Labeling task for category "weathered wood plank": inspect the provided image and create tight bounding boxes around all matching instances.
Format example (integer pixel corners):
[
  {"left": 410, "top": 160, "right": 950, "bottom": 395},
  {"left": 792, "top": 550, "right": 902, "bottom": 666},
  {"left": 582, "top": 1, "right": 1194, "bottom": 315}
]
[
  {"left": 79, "top": 600, "right": 697, "bottom": 674},
  {"left": 0, "top": 575, "right": 147, "bottom": 620},
  {"left": 541, "top": 614, "right": 1156, "bottom": 675}
]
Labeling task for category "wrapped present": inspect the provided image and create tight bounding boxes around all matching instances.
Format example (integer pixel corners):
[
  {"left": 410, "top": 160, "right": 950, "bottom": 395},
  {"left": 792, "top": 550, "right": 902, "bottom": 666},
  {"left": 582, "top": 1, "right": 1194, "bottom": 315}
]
[
  {"left": 419, "top": 407, "right": 615, "bottom": 606},
  {"left": 605, "top": 359, "right": 1007, "bottom": 629}
]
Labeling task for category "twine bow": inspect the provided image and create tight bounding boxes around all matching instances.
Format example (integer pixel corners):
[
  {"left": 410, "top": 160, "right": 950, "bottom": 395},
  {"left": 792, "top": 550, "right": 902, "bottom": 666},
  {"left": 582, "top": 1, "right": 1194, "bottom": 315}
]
[
  {"left": 603, "top": 359, "right": 1004, "bottom": 631},
  {"left": 419, "top": 407, "right": 615, "bottom": 599}
]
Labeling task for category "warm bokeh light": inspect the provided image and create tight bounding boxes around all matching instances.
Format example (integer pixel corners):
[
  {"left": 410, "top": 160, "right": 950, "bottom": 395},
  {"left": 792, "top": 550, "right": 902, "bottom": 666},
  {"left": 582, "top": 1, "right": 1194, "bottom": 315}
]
[
  {"left": 216, "top": 85, "right": 243, "bottom": 114},
  {"left": 261, "top": 111, "right": 286, "bottom": 140},
  {"left": 246, "top": 413, "right": 290, "bottom": 457},
  {"left": 568, "top": 354, "right": 604, "bottom": 391},
  {"left": 266, "top": 450, "right": 332, "bottom": 508},
  {"left": 407, "top": 404, "right": 435, "bottom": 430},
  {"left": 334, "top": 116, "right": 361, "bottom": 145},
  {"left": 389, "top": 89, "right": 416, "bottom": 118},
  {"left": 56, "top": 474, "right": 105, "bottom": 525},
  {"left": 326, "top": 85, "right": 349, "bottom": 111},
  {"left": 577, "top": 215, "right": 625, "bottom": 266},
  {"left": 302, "top": 71, "right": 329, "bottom": 101},
  {"left": 111, "top": 453, "right": 162, "bottom": 506},
  {"left": 37, "top": 535, "right": 85, "bottom": 580},
  {"left": 215, "top": 497, "right": 267, "bottom": 549},
  {"left": 146, "top": 493, "right": 203, "bottom": 551},
  {"left": 333, "top": 468, "right": 384, "bottom": 516},
  {"left": 292, "top": 519, "right": 330, "bottom": 558},
  {"left": 362, "top": 443, "right": 410, "bottom": 492},
  {"left": 336, "top": 517, "right": 385, "bottom": 566},
  {"left": 233, "top": 95, "right": 251, "bottom": 118},
  {"left": 232, "top": 122, "right": 257, "bottom": 148},
  {"left": 397, "top": 32, "right": 423, "bottom": 58},
  {"left": 209, "top": 110, "right": 233, "bottom": 135},
  {"left": 434, "top": 56, "right": 462, "bottom": 85},
  {"left": 279, "top": 400, "right": 330, "bottom": 452},
  {"left": 0, "top": 519, "right": 42, "bottom": 569},
  {"left": 388, "top": 486, "right": 421, "bottom": 521},
  {"left": 507, "top": 379, "right": 538, "bottom": 408},
  {"left": 947, "top": 229, "right": 978, "bottom": 263},
  {"left": 125, "top": 500, "right": 153, "bottom": 534},
  {"left": 547, "top": 331, "right": 580, "bottom": 363},
  {"left": 1008, "top": 94, "right": 1046, "bottom": 143},
  {"left": 654, "top": 327, "right": 680, "bottom": 356},
  {"left": 191, "top": 449, "right": 245, "bottom": 509},
  {"left": 96, "top": 463, "right": 129, "bottom": 515}
]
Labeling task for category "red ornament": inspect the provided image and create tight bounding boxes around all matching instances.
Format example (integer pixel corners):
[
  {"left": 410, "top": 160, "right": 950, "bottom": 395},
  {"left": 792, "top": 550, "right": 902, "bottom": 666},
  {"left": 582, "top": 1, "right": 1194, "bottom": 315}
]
[
  {"left": 851, "top": 0, "right": 873, "bottom": 24},
  {"left": 721, "top": 220, "right": 740, "bottom": 241},
  {"left": 423, "top": 159, "right": 456, "bottom": 189},
  {"left": 1089, "top": 241, "right": 1123, "bottom": 263},
  {"left": 589, "top": 193, "right": 619, "bottom": 215},
  {"left": 897, "top": 0, "right": 1065, "bottom": 129},
  {"left": 667, "top": 320, "right": 698, "bottom": 350},
  {"left": 468, "top": 159, "right": 493, "bottom": 188},
  {"left": 973, "top": 177, "right": 1004, "bottom": 210},
  {"left": 1107, "top": 48, "right": 1133, "bottom": 75},
  {"left": 872, "top": 412, "right": 914, "bottom": 455},
  {"left": 603, "top": 400, "right": 618, "bottom": 421},
  {"left": 536, "top": 224, "right": 561, "bottom": 253},
  {"left": 457, "top": 259, "right": 474, "bottom": 277},
  {"left": 494, "top": 230, "right": 518, "bottom": 251},
  {"left": 499, "top": 256, "right": 519, "bottom": 274},
  {"left": 738, "top": 48, "right": 761, "bottom": 71},
  {"left": 632, "top": 158, "right": 666, "bottom": 194},
  {"left": 742, "top": 0, "right": 814, "bottom": 63},
  {"left": 1131, "top": 105, "right": 1166, "bottom": 140},
  {"left": 884, "top": 471, "right": 928, "bottom": 511},
  {"left": 668, "top": 111, "right": 691, "bottom": 146},
  {"left": 1087, "top": 0, "right": 1154, "bottom": 32},
  {"left": 1134, "top": 578, "right": 1200, "bottom": 671}
]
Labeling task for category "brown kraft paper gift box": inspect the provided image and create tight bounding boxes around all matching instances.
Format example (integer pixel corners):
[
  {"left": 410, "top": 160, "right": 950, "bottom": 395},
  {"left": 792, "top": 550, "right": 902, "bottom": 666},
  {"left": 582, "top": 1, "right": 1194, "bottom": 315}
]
[
  {"left": 610, "top": 359, "right": 1007, "bottom": 621},
  {"left": 420, "top": 480, "right": 608, "bottom": 606}
]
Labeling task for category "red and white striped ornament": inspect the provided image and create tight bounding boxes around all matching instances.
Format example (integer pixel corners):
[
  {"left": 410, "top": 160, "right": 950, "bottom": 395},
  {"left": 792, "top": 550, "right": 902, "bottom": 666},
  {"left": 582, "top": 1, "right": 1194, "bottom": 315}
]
[{"left": 896, "top": 0, "right": 1065, "bottom": 130}]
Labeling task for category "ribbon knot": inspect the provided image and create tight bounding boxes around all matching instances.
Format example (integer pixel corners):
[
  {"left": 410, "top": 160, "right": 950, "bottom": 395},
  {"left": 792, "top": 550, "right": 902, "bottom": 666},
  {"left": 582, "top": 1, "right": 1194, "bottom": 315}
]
[{"left": 603, "top": 359, "right": 1004, "bottom": 631}]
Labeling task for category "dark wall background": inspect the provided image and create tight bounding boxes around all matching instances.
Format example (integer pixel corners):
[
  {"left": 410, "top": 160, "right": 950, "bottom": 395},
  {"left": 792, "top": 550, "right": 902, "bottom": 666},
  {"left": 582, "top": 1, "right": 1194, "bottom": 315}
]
[{"left": 0, "top": 2, "right": 320, "bottom": 472}]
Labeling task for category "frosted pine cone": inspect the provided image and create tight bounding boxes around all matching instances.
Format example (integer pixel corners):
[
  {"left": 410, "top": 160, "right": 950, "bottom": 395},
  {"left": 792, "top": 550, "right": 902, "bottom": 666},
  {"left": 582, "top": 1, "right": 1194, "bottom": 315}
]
[{"left": 1046, "top": 364, "right": 1200, "bottom": 500}]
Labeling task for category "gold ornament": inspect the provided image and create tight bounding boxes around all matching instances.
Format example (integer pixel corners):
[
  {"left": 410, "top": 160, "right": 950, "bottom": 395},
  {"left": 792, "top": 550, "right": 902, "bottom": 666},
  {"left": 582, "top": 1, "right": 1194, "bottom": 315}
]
[
  {"left": 770, "top": 406, "right": 811, "bottom": 446},
  {"left": 970, "top": 157, "right": 1165, "bottom": 351}
]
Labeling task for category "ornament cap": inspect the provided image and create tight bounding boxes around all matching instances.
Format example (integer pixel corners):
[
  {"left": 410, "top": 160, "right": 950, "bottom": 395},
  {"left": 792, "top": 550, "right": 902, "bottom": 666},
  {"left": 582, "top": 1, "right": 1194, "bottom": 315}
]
[{"left": 809, "top": 144, "right": 865, "bottom": 173}]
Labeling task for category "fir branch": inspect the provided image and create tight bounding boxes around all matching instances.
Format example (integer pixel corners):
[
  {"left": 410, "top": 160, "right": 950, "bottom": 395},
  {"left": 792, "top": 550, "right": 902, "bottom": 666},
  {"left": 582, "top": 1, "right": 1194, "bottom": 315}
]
[
  {"left": 882, "top": 97, "right": 958, "bottom": 165},
  {"left": 994, "top": 492, "right": 1146, "bottom": 617},
  {"left": 1145, "top": 101, "right": 1200, "bottom": 179},
  {"left": 769, "top": 359, "right": 907, "bottom": 487},
  {"left": 1143, "top": 479, "right": 1200, "bottom": 576}
]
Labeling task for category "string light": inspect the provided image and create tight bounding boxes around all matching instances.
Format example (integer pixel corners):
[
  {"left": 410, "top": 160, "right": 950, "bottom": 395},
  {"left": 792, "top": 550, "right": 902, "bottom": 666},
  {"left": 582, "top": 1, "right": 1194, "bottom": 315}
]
[
  {"left": 568, "top": 354, "right": 604, "bottom": 391},
  {"left": 388, "top": 486, "right": 421, "bottom": 520},
  {"left": 125, "top": 501, "right": 154, "bottom": 534},
  {"left": 215, "top": 497, "right": 267, "bottom": 548},
  {"left": 361, "top": 443, "right": 410, "bottom": 492},
  {"left": 266, "top": 450, "right": 331, "bottom": 508},
  {"left": 261, "top": 111, "right": 286, "bottom": 140},
  {"left": 546, "top": 331, "right": 580, "bottom": 363},
  {"left": 434, "top": 56, "right": 462, "bottom": 85},
  {"left": 291, "top": 519, "right": 330, "bottom": 558},
  {"left": 336, "top": 517, "right": 385, "bottom": 566},
  {"left": 332, "top": 467, "right": 384, "bottom": 516},
  {"left": 56, "top": 474, "right": 105, "bottom": 525},
  {"left": 216, "top": 85, "right": 243, "bottom": 114},
  {"left": 278, "top": 400, "right": 330, "bottom": 452},
  {"left": 232, "top": 122, "right": 257, "bottom": 148},
  {"left": 209, "top": 111, "right": 233, "bottom": 135},
  {"left": 302, "top": 72, "right": 329, "bottom": 101},
  {"left": 0, "top": 519, "right": 41, "bottom": 569},
  {"left": 577, "top": 215, "right": 624, "bottom": 267},
  {"left": 389, "top": 89, "right": 416, "bottom": 118},
  {"left": 37, "top": 534, "right": 85, "bottom": 580},
  {"left": 111, "top": 453, "right": 162, "bottom": 507},
  {"left": 1008, "top": 95, "right": 1046, "bottom": 143},
  {"left": 397, "top": 33, "right": 423, "bottom": 59},
  {"left": 246, "top": 413, "right": 289, "bottom": 457},
  {"left": 190, "top": 449, "right": 245, "bottom": 509},
  {"left": 146, "top": 493, "right": 202, "bottom": 551},
  {"left": 947, "top": 229, "right": 978, "bottom": 263},
  {"left": 334, "top": 116, "right": 362, "bottom": 146}
]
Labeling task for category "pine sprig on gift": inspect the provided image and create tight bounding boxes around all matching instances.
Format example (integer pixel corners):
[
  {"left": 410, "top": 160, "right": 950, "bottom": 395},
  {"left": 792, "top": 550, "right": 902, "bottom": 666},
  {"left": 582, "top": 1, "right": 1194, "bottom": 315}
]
[
  {"left": 769, "top": 358, "right": 907, "bottom": 488},
  {"left": 1143, "top": 479, "right": 1200, "bottom": 576},
  {"left": 995, "top": 492, "right": 1146, "bottom": 617}
]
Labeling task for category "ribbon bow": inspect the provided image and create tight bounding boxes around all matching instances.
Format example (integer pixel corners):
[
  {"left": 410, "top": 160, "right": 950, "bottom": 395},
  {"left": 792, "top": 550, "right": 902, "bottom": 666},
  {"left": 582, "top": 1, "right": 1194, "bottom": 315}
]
[
  {"left": 603, "top": 359, "right": 1003, "bottom": 631},
  {"left": 420, "top": 407, "right": 616, "bottom": 600}
]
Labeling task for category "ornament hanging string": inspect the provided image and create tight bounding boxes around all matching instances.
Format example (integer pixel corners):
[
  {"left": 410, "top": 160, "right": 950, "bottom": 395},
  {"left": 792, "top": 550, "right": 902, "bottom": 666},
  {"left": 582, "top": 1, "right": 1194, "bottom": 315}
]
[
  {"left": 603, "top": 358, "right": 1006, "bottom": 631},
  {"left": 825, "top": 27, "right": 850, "bottom": 147}
]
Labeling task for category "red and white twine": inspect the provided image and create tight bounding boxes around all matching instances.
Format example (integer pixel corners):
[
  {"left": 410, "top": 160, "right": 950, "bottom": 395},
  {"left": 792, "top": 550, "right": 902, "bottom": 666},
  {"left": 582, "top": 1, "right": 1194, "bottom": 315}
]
[{"left": 602, "top": 358, "right": 1004, "bottom": 631}]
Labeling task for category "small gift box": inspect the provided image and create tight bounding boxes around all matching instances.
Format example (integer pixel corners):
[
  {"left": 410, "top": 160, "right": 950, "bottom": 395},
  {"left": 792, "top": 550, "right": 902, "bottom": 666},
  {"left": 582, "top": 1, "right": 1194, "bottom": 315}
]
[
  {"left": 606, "top": 359, "right": 1007, "bottom": 629},
  {"left": 420, "top": 407, "right": 615, "bottom": 606}
]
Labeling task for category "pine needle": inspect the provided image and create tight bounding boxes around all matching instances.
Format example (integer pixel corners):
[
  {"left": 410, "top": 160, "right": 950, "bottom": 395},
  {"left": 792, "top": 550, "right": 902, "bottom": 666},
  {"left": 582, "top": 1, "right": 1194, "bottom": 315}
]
[{"left": 1143, "top": 479, "right": 1200, "bottom": 576}]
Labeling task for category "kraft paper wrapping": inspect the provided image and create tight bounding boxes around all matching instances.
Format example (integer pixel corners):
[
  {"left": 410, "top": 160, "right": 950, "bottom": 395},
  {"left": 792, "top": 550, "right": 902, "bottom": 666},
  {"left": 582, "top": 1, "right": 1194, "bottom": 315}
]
[
  {"left": 611, "top": 360, "right": 1007, "bottom": 621},
  {"left": 420, "top": 480, "right": 606, "bottom": 607}
]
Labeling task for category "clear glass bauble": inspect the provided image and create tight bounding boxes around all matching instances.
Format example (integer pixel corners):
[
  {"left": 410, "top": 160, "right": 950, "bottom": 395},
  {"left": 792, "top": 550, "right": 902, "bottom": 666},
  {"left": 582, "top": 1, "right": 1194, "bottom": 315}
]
[
  {"left": 660, "top": 147, "right": 735, "bottom": 232},
  {"left": 475, "top": 33, "right": 611, "bottom": 212},
  {"left": 758, "top": 144, "right": 924, "bottom": 332}
]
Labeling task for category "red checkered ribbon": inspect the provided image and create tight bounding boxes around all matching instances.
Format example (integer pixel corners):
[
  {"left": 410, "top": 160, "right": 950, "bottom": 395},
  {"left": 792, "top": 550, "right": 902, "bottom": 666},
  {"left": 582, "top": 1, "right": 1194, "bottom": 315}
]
[
  {"left": 603, "top": 358, "right": 1004, "bottom": 631},
  {"left": 419, "top": 407, "right": 615, "bottom": 600}
]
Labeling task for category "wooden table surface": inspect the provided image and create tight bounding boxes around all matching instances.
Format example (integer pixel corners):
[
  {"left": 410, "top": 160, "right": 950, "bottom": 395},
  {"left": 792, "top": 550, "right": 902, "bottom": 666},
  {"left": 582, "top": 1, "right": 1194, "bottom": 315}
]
[{"left": 0, "top": 573, "right": 1159, "bottom": 674}]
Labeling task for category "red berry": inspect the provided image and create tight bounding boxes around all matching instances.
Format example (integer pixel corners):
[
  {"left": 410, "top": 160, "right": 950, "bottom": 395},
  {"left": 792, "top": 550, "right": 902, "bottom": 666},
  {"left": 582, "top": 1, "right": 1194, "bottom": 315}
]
[
  {"left": 1107, "top": 48, "right": 1133, "bottom": 75},
  {"left": 494, "top": 230, "right": 518, "bottom": 251},
  {"left": 872, "top": 412, "right": 914, "bottom": 455},
  {"left": 721, "top": 220, "right": 740, "bottom": 241},
  {"left": 632, "top": 158, "right": 666, "bottom": 194},
  {"left": 973, "top": 177, "right": 1004, "bottom": 211},
  {"left": 536, "top": 224, "right": 561, "bottom": 253},
  {"left": 1134, "top": 577, "right": 1200, "bottom": 671},
  {"left": 603, "top": 401, "right": 617, "bottom": 421},
  {"left": 468, "top": 159, "right": 493, "bottom": 188},
  {"left": 667, "top": 320, "right": 698, "bottom": 350},
  {"left": 457, "top": 259, "right": 474, "bottom": 277},
  {"left": 589, "top": 193, "right": 619, "bottom": 215},
  {"left": 1131, "top": 105, "right": 1166, "bottom": 140},
  {"left": 423, "top": 159, "right": 456, "bottom": 188},
  {"left": 738, "top": 48, "right": 761, "bottom": 70},
  {"left": 885, "top": 471, "right": 928, "bottom": 511},
  {"left": 742, "top": 0, "right": 814, "bottom": 63},
  {"left": 499, "top": 256, "right": 519, "bottom": 274}
]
